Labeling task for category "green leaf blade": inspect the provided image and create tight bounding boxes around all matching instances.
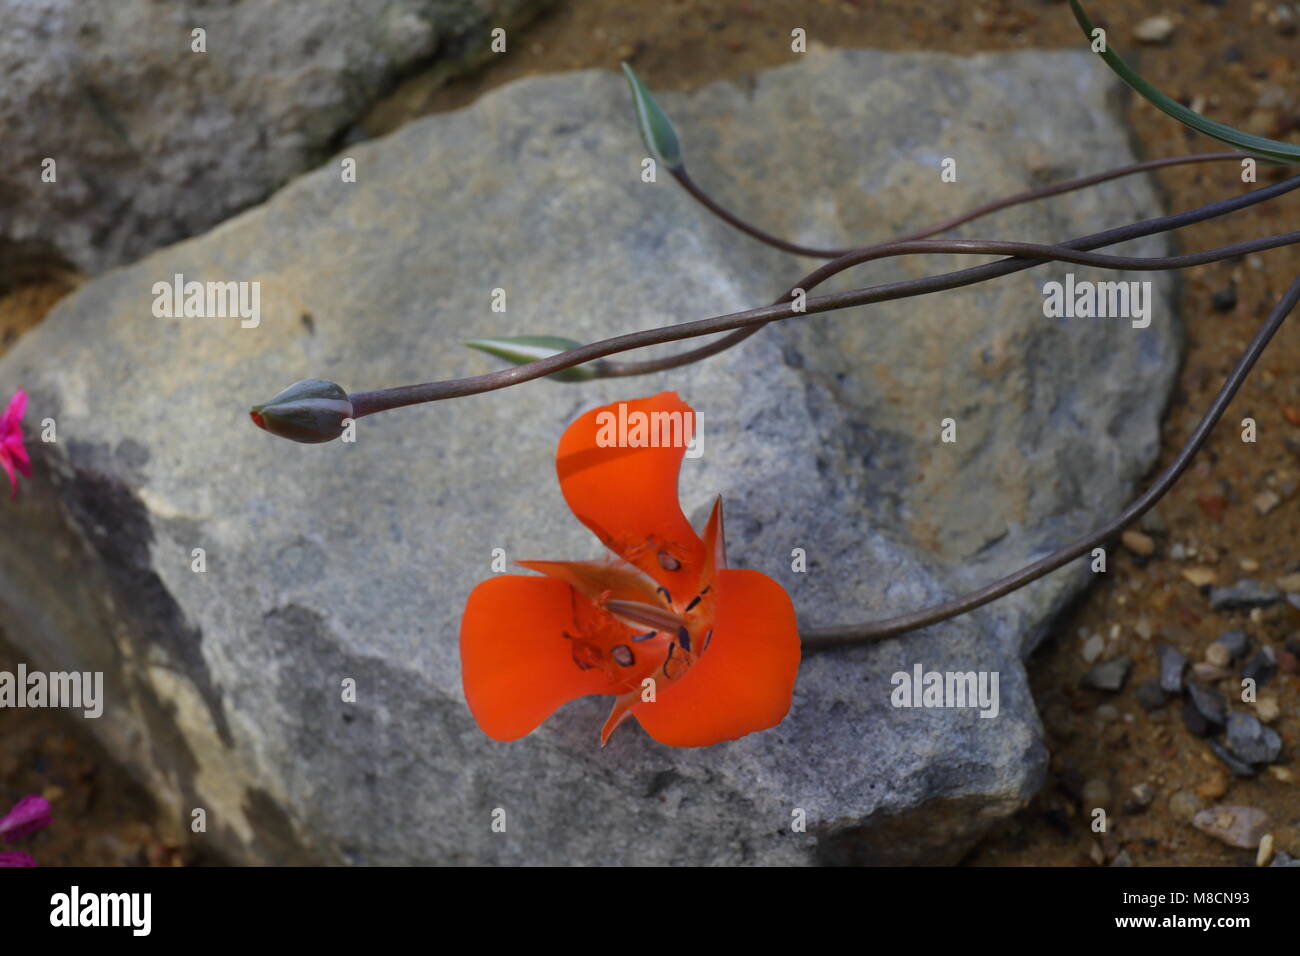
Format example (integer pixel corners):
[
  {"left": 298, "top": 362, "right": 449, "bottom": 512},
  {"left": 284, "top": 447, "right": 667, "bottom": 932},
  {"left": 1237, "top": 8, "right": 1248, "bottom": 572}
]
[
  {"left": 1069, "top": 0, "right": 1300, "bottom": 164},
  {"left": 463, "top": 336, "right": 603, "bottom": 383}
]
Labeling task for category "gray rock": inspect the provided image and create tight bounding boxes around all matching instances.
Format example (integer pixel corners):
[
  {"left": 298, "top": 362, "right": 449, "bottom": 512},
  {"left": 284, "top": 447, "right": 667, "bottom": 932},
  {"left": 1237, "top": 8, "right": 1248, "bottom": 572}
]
[
  {"left": 1225, "top": 712, "right": 1282, "bottom": 766},
  {"left": 0, "top": 50, "right": 1178, "bottom": 864},
  {"left": 1208, "top": 579, "right": 1283, "bottom": 611},
  {"left": 1082, "top": 655, "right": 1131, "bottom": 692},
  {"left": 1213, "top": 629, "right": 1250, "bottom": 661},
  {"left": 0, "top": 0, "right": 551, "bottom": 276},
  {"left": 1157, "top": 643, "right": 1187, "bottom": 694},
  {"left": 1183, "top": 685, "right": 1227, "bottom": 737},
  {"left": 1272, "top": 850, "right": 1300, "bottom": 867}
]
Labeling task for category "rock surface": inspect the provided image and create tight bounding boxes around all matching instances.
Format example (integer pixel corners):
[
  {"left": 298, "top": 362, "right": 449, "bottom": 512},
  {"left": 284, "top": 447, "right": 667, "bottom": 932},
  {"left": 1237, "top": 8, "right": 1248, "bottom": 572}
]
[
  {"left": 0, "top": 0, "right": 550, "bottom": 277},
  {"left": 0, "top": 49, "right": 1178, "bottom": 864}
]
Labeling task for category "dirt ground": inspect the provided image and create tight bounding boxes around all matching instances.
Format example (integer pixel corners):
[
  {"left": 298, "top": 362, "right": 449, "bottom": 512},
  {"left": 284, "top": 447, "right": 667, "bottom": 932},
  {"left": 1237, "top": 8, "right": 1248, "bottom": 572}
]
[{"left": 3, "top": 0, "right": 1298, "bottom": 865}]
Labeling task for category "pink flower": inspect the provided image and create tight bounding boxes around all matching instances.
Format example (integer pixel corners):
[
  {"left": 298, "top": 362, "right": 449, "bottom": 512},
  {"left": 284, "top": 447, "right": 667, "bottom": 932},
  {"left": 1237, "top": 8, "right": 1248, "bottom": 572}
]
[
  {"left": 0, "top": 794, "right": 52, "bottom": 868},
  {"left": 0, "top": 389, "right": 31, "bottom": 498},
  {"left": 0, "top": 794, "right": 51, "bottom": 842}
]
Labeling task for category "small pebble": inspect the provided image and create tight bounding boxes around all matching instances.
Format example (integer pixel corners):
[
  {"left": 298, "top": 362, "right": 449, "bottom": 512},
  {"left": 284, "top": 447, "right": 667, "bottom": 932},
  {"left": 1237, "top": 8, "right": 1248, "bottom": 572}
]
[
  {"left": 1193, "top": 662, "right": 1231, "bottom": 683},
  {"left": 1209, "top": 739, "right": 1258, "bottom": 778},
  {"left": 1271, "top": 850, "right": 1300, "bottom": 867},
  {"left": 1182, "top": 567, "right": 1218, "bottom": 588},
  {"left": 1256, "top": 695, "right": 1280, "bottom": 723},
  {"left": 1083, "top": 655, "right": 1131, "bottom": 692},
  {"left": 1183, "top": 684, "right": 1227, "bottom": 737},
  {"left": 1276, "top": 571, "right": 1300, "bottom": 592},
  {"left": 1157, "top": 643, "right": 1187, "bottom": 694},
  {"left": 1110, "top": 849, "right": 1133, "bottom": 867},
  {"left": 1242, "top": 647, "right": 1277, "bottom": 687},
  {"left": 1170, "top": 542, "right": 1188, "bottom": 561},
  {"left": 1134, "top": 15, "right": 1175, "bottom": 43},
  {"left": 1225, "top": 712, "right": 1282, "bottom": 765},
  {"left": 1135, "top": 618, "right": 1154, "bottom": 641},
  {"left": 1129, "top": 782, "right": 1156, "bottom": 810},
  {"left": 1214, "top": 629, "right": 1250, "bottom": 661},
  {"left": 1238, "top": 557, "right": 1260, "bottom": 573},
  {"left": 1253, "top": 490, "right": 1281, "bottom": 515},
  {"left": 1267, "top": 766, "right": 1294, "bottom": 783},
  {"left": 1209, "top": 579, "right": 1283, "bottom": 610},
  {"left": 1192, "top": 805, "right": 1270, "bottom": 849},
  {"left": 1122, "top": 529, "right": 1156, "bottom": 557},
  {"left": 1205, "top": 642, "right": 1231, "bottom": 668},
  {"left": 1095, "top": 703, "right": 1120, "bottom": 724},
  {"left": 1081, "top": 632, "right": 1105, "bottom": 664},
  {"left": 1257, "top": 833, "right": 1275, "bottom": 867}
]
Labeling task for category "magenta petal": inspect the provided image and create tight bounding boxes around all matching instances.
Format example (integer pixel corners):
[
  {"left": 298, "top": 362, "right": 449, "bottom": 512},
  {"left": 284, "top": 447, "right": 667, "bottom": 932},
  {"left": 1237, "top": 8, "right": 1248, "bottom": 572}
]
[
  {"left": 0, "top": 795, "right": 52, "bottom": 842},
  {"left": 5, "top": 437, "right": 29, "bottom": 476},
  {"left": 0, "top": 850, "right": 38, "bottom": 867},
  {"left": 0, "top": 390, "right": 26, "bottom": 431}
]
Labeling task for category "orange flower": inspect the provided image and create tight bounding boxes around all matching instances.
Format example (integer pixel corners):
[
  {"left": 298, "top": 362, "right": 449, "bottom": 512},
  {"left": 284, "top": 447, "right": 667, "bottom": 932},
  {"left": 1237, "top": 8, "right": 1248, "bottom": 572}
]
[{"left": 460, "top": 392, "right": 800, "bottom": 747}]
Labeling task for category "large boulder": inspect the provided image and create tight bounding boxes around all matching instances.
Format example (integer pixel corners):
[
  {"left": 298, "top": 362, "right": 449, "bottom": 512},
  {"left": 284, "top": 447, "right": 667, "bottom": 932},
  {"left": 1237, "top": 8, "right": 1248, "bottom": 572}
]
[
  {"left": 0, "top": 0, "right": 551, "bottom": 278},
  {"left": 0, "top": 48, "right": 1177, "bottom": 864}
]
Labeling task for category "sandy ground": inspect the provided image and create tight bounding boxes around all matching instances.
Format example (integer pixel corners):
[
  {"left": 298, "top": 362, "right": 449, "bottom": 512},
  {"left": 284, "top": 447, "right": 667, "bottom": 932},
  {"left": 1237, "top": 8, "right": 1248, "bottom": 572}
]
[{"left": 3, "top": 0, "right": 1298, "bottom": 865}]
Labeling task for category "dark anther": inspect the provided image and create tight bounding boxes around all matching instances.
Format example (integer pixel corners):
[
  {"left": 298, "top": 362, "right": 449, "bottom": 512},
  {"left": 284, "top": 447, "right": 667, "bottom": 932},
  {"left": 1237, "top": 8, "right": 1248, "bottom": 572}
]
[
  {"left": 685, "top": 594, "right": 701, "bottom": 612},
  {"left": 612, "top": 645, "right": 635, "bottom": 667},
  {"left": 656, "top": 586, "right": 672, "bottom": 603},
  {"left": 657, "top": 550, "right": 681, "bottom": 571},
  {"left": 662, "top": 642, "right": 676, "bottom": 677},
  {"left": 702, "top": 629, "right": 713, "bottom": 652},
  {"left": 700, "top": 585, "right": 711, "bottom": 595},
  {"left": 632, "top": 631, "right": 657, "bottom": 642},
  {"left": 677, "top": 626, "right": 691, "bottom": 653}
]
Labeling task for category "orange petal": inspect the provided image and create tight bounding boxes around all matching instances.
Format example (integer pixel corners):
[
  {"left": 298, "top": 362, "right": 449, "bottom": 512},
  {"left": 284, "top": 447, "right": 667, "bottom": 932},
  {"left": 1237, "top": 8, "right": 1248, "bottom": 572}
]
[
  {"left": 460, "top": 575, "right": 625, "bottom": 741},
  {"left": 556, "top": 392, "right": 704, "bottom": 595},
  {"left": 631, "top": 568, "right": 800, "bottom": 747},
  {"left": 600, "top": 691, "right": 641, "bottom": 747}
]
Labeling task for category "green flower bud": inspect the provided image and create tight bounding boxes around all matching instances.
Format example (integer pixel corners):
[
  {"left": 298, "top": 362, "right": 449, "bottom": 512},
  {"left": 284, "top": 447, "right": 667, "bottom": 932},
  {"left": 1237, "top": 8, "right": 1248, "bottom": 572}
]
[
  {"left": 621, "top": 62, "right": 683, "bottom": 171},
  {"left": 250, "top": 379, "right": 353, "bottom": 444}
]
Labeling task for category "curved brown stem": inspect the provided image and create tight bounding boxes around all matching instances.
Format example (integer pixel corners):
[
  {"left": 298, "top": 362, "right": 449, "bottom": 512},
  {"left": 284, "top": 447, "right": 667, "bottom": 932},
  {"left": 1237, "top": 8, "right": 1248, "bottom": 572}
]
[
  {"left": 801, "top": 271, "right": 1300, "bottom": 648},
  {"left": 350, "top": 172, "right": 1300, "bottom": 415},
  {"left": 607, "top": 153, "right": 1248, "bottom": 377}
]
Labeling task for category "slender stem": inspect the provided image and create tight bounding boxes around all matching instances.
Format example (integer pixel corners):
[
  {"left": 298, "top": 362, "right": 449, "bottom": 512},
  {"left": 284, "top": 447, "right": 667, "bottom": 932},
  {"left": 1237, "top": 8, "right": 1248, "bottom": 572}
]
[
  {"left": 802, "top": 271, "right": 1300, "bottom": 649},
  {"left": 603, "top": 231, "right": 1300, "bottom": 377},
  {"left": 620, "top": 152, "right": 1246, "bottom": 377},
  {"left": 349, "top": 171, "right": 1300, "bottom": 415},
  {"left": 669, "top": 152, "right": 1245, "bottom": 260}
]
